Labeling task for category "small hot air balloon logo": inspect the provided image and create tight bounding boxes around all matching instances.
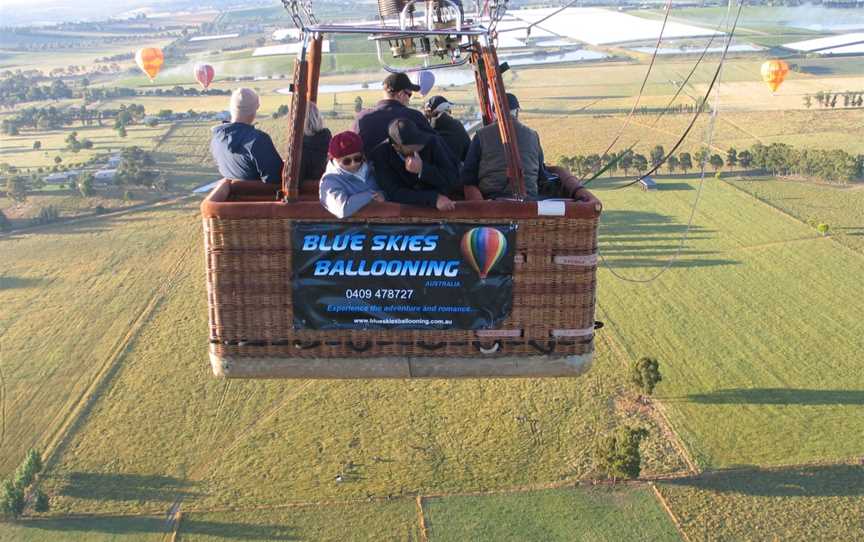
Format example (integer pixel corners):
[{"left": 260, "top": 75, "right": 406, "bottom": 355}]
[
  {"left": 135, "top": 47, "right": 164, "bottom": 81},
  {"left": 195, "top": 63, "right": 215, "bottom": 90},
  {"left": 460, "top": 227, "right": 508, "bottom": 281},
  {"left": 761, "top": 59, "right": 789, "bottom": 93}
]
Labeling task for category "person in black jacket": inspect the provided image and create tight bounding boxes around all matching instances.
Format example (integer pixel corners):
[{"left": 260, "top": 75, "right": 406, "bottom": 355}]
[
  {"left": 299, "top": 102, "right": 331, "bottom": 180},
  {"left": 424, "top": 95, "right": 470, "bottom": 163},
  {"left": 353, "top": 72, "right": 435, "bottom": 154},
  {"left": 369, "top": 118, "right": 458, "bottom": 211}
]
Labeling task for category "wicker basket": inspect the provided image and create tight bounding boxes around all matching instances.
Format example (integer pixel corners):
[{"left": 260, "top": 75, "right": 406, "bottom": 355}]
[{"left": 201, "top": 170, "right": 601, "bottom": 378}]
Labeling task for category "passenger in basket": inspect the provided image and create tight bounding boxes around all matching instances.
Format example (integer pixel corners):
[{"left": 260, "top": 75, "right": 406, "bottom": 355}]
[
  {"left": 319, "top": 131, "right": 385, "bottom": 219},
  {"left": 353, "top": 72, "right": 436, "bottom": 154},
  {"left": 299, "top": 102, "right": 332, "bottom": 181},
  {"left": 210, "top": 87, "right": 284, "bottom": 184},
  {"left": 459, "top": 93, "right": 552, "bottom": 199},
  {"left": 424, "top": 95, "right": 471, "bottom": 163},
  {"left": 369, "top": 118, "right": 458, "bottom": 211}
]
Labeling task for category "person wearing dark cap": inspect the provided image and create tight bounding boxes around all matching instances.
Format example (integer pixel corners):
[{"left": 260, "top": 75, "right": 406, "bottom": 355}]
[
  {"left": 459, "top": 92, "right": 552, "bottom": 199},
  {"left": 319, "top": 131, "right": 385, "bottom": 219},
  {"left": 353, "top": 72, "right": 435, "bottom": 154},
  {"left": 369, "top": 118, "right": 458, "bottom": 211},
  {"left": 210, "top": 87, "right": 284, "bottom": 184},
  {"left": 424, "top": 95, "right": 471, "bottom": 163}
]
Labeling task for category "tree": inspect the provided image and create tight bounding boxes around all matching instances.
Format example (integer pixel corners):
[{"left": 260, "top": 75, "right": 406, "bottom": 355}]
[
  {"left": 666, "top": 155, "right": 679, "bottom": 174},
  {"left": 32, "top": 141, "right": 41, "bottom": 150},
  {"left": 54, "top": 156, "right": 62, "bottom": 165},
  {"left": 709, "top": 154, "right": 724, "bottom": 172},
  {"left": 678, "top": 152, "right": 692, "bottom": 174},
  {"left": 5, "top": 175, "right": 28, "bottom": 204},
  {"left": 633, "top": 154, "right": 648, "bottom": 174},
  {"left": 116, "top": 124, "right": 127, "bottom": 138},
  {"left": 354, "top": 96, "right": 363, "bottom": 113},
  {"left": 631, "top": 357, "right": 662, "bottom": 400},
  {"left": 144, "top": 117, "right": 159, "bottom": 127},
  {"left": 817, "top": 223, "right": 829, "bottom": 236},
  {"left": 593, "top": 426, "right": 649, "bottom": 482},
  {"left": 803, "top": 95, "right": 812, "bottom": 109},
  {"left": 77, "top": 173, "right": 95, "bottom": 197},
  {"left": 0, "top": 480, "right": 24, "bottom": 518},
  {"left": 65, "top": 131, "right": 81, "bottom": 152},
  {"left": 694, "top": 148, "right": 710, "bottom": 169},
  {"left": 725, "top": 147, "right": 738, "bottom": 169},
  {"left": 737, "top": 149, "right": 752, "bottom": 169},
  {"left": 33, "top": 490, "right": 49, "bottom": 513},
  {"left": 620, "top": 151, "right": 634, "bottom": 176}
]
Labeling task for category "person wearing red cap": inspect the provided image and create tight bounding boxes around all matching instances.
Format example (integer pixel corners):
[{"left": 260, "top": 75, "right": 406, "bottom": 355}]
[{"left": 319, "top": 131, "right": 385, "bottom": 218}]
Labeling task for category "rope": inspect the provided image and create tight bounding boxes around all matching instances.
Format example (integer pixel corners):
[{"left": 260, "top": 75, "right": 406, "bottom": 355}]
[{"left": 596, "top": 0, "right": 740, "bottom": 285}]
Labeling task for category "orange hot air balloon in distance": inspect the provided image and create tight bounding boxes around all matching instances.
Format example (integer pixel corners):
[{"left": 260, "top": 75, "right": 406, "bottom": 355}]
[
  {"left": 195, "top": 63, "right": 215, "bottom": 90},
  {"left": 135, "top": 47, "right": 164, "bottom": 81},
  {"left": 761, "top": 59, "right": 789, "bottom": 92}
]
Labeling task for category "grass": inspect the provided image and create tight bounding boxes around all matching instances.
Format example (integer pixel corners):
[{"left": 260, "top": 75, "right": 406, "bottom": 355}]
[
  {"left": 658, "top": 464, "right": 864, "bottom": 541},
  {"left": 592, "top": 178, "right": 864, "bottom": 468},
  {"left": 0, "top": 516, "right": 167, "bottom": 541},
  {"left": 726, "top": 176, "right": 864, "bottom": 255},
  {"left": 423, "top": 486, "right": 680, "bottom": 541}
]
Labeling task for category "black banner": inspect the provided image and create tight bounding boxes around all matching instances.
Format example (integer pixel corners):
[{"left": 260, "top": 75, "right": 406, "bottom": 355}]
[{"left": 292, "top": 222, "right": 516, "bottom": 330}]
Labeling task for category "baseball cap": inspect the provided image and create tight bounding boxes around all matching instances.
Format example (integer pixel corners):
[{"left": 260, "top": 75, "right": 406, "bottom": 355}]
[
  {"left": 383, "top": 72, "right": 421, "bottom": 93},
  {"left": 229, "top": 87, "right": 260, "bottom": 117},
  {"left": 424, "top": 95, "right": 452, "bottom": 114},
  {"left": 328, "top": 131, "right": 364, "bottom": 159},
  {"left": 388, "top": 118, "right": 431, "bottom": 147}
]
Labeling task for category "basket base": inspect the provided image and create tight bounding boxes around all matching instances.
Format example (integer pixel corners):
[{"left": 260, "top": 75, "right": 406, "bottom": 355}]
[{"left": 209, "top": 352, "right": 592, "bottom": 379}]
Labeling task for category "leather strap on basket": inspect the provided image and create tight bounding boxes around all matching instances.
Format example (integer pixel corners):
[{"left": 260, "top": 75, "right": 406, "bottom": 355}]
[
  {"left": 481, "top": 45, "right": 525, "bottom": 198},
  {"left": 282, "top": 53, "right": 309, "bottom": 200}
]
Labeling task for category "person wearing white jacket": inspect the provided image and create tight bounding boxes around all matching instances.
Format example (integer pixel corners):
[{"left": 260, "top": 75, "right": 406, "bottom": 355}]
[{"left": 319, "top": 131, "right": 385, "bottom": 218}]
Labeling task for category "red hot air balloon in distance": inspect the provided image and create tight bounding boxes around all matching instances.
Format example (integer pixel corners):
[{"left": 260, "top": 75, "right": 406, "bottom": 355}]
[
  {"left": 195, "top": 63, "right": 215, "bottom": 90},
  {"left": 460, "top": 227, "right": 508, "bottom": 280}
]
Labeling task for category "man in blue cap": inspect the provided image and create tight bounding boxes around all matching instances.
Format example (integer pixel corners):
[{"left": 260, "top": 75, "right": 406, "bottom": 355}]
[
  {"left": 353, "top": 72, "right": 435, "bottom": 154},
  {"left": 370, "top": 118, "right": 458, "bottom": 211},
  {"left": 459, "top": 93, "right": 551, "bottom": 199}
]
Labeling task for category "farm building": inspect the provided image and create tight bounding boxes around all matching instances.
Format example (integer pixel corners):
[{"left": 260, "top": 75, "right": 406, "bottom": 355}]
[{"left": 639, "top": 177, "right": 657, "bottom": 190}]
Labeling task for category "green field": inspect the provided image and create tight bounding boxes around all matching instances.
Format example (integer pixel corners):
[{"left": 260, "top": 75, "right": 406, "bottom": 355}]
[{"left": 423, "top": 487, "right": 680, "bottom": 541}]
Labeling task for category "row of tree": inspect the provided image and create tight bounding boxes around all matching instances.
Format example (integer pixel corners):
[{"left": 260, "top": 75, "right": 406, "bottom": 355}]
[
  {"left": 803, "top": 91, "right": 864, "bottom": 109},
  {"left": 1, "top": 449, "right": 48, "bottom": 518},
  {"left": 557, "top": 143, "right": 864, "bottom": 184},
  {"left": 0, "top": 76, "right": 73, "bottom": 108},
  {"left": 2, "top": 102, "right": 147, "bottom": 135}
]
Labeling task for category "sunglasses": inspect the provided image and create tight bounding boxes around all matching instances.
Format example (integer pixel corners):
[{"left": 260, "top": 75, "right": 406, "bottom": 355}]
[{"left": 340, "top": 155, "right": 364, "bottom": 166}]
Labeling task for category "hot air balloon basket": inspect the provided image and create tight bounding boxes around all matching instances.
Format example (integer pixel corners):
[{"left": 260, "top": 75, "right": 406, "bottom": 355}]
[{"left": 202, "top": 180, "right": 601, "bottom": 378}]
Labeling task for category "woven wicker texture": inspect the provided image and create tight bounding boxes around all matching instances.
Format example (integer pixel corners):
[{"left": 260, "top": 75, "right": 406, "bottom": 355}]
[{"left": 204, "top": 210, "right": 598, "bottom": 362}]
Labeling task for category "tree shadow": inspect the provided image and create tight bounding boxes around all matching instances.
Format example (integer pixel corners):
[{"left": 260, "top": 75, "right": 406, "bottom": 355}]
[
  {"left": 57, "top": 472, "right": 201, "bottom": 503},
  {"left": 837, "top": 227, "right": 864, "bottom": 237},
  {"left": 665, "top": 464, "right": 864, "bottom": 497},
  {"left": 682, "top": 388, "right": 864, "bottom": 406},
  {"left": 598, "top": 209, "right": 738, "bottom": 269},
  {"left": 18, "top": 516, "right": 300, "bottom": 540},
  {"left": 0, "top": 276, "right": 45, "bottom": 290},
  {"left": 656, "top": 182, "right": 695, "bottom": 191}
]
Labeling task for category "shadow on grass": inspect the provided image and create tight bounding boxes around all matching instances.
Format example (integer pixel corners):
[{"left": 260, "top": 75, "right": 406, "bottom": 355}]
[
  {"left": 18, "top": 516, "right": 299, "bottom": 540},
  {"left": 683, "top": 388, "right": 864, "bottom": 405},
  {"left": 0, "top": 276, "right": 45, "bottom": 290},
  {"left": 58, "top": 472, "right": 201, "bottom": 503},
  {"left": 599, "top": 209, "right": 738, "bottom": 269},
  {"left": 665, "top": 464, "right": 864, "bottom": 497}
]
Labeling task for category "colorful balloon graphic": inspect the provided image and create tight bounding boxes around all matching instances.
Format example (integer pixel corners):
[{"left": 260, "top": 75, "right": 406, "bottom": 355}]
[
  {"left": 195, "top": 63, "right": 215, "bottom": 90},
  {"left": 417, "top": 70, "right": 435, "bottom": 97},
  {"left": 135, "top": 47, "right": 164, "bottom": 81},
  {"left": 761, "top": 59, "right": 789, "bottom": 93},
  {"left": 460, "top": 227, "right": 507, "bottom": 280}
]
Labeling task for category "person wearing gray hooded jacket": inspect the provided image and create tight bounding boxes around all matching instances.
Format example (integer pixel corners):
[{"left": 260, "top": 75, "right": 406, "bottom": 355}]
[{"left": 319, "top": 131, "right": 385, "bottom": 218}]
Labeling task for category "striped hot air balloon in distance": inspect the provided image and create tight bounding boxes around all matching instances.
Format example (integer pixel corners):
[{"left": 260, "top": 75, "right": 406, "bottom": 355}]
[
  {"left": 761, "top": 59, "right": 789, "bottom": 93},
  {"left": 460, "top": 227, "right": 508, "bottom": 281},
  {"left": 135, "top": 47, "right": 164, "bottom": 81},
  {"left": 195, "top": 63, "right": 215, "bottom": 90}
]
